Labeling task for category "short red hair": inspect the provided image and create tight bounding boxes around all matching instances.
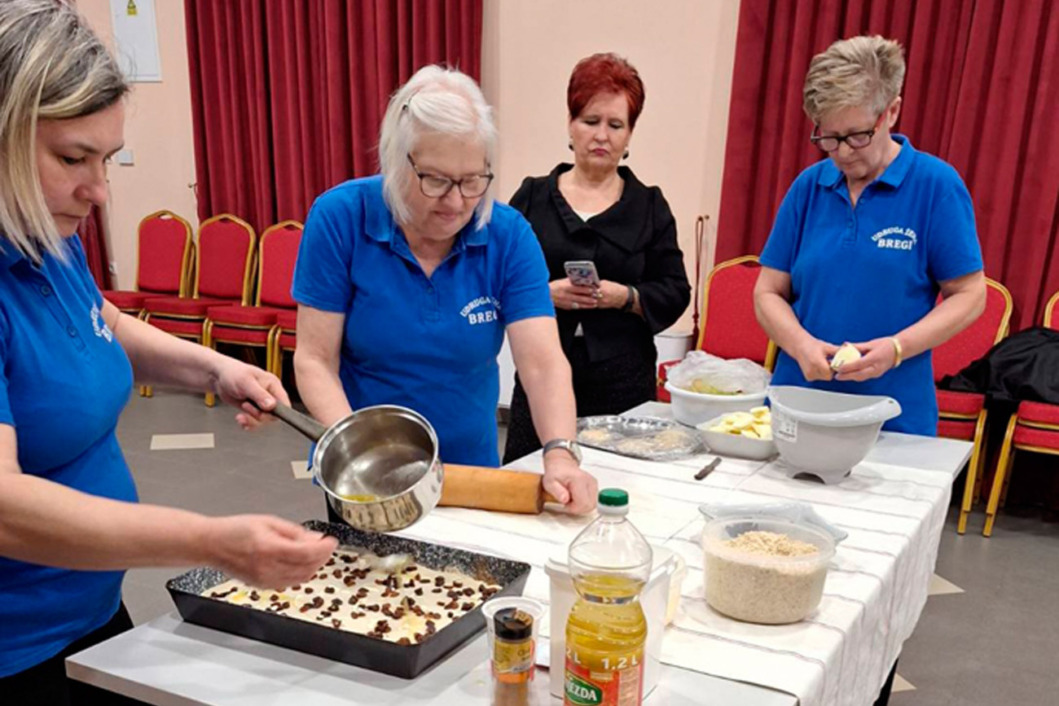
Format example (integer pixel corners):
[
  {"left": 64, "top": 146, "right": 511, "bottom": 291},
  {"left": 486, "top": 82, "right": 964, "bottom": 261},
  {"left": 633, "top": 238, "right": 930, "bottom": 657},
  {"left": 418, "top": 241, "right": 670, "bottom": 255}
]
[{"left": 567, "top": 53, "right": 645, "bottom": 129}]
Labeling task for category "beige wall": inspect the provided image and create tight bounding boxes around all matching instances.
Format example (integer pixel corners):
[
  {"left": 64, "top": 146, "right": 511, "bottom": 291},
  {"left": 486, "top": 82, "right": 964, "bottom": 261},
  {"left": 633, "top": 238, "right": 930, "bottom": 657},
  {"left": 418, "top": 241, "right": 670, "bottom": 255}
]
[
  {"left": 80, "top": 0, "right": 741, "bottom": 308},
  {"left": 79, "top": 0, "right": 198, "bottom": 290},
  {"left": 482, "top": 0, "right": 741, "bottom": 331}
]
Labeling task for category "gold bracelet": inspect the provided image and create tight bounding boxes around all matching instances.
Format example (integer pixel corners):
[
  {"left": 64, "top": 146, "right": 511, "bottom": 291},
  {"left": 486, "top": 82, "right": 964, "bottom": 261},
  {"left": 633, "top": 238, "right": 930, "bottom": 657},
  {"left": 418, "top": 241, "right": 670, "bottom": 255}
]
[{"left": 890, "top": 337, "right": 903, "bottom": 368}]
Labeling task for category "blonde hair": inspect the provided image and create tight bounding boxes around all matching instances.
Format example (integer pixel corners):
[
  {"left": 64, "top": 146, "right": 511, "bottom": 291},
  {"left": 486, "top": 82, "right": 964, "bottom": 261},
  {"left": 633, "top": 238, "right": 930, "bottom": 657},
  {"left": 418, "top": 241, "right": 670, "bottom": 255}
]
[
  {"left": 803, "top": 36, "right": 905, "bottom": 123},
  {"left": 0, "top": 0, "right": 128, "bottom": 261},
  {"left": 378, "top": 65, "right": 496, "bottom": 230}
]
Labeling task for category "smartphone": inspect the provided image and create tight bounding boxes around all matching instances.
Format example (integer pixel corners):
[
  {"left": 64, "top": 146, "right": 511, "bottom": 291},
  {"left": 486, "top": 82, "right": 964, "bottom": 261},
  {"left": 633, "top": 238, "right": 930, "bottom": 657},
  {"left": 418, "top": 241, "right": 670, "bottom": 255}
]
[{"left": 564, "top": 260, "right": 600, "bottom": 287}]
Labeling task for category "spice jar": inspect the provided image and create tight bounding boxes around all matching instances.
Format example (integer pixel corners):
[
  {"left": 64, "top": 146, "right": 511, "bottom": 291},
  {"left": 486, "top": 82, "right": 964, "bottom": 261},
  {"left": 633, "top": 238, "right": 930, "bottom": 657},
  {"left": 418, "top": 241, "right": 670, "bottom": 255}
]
[
  {"left": 492, "top": 607, "right": 535, "bottom": 682},
  {"left": 482, "top": 597, "right": 545, "bottom": 706}
]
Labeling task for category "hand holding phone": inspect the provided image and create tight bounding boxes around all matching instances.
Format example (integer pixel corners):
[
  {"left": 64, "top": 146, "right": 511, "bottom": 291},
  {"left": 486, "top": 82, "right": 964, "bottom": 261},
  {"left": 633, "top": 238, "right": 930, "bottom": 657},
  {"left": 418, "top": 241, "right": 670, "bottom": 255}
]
[{"left": 564, "top": 260, "right": 600, "bottom": 288}]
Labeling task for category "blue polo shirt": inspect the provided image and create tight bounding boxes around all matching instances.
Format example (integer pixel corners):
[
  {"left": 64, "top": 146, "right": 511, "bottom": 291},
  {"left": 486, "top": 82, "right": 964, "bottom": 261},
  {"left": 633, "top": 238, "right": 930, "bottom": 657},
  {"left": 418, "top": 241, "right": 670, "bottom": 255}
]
[
  {"left": 760, "top": 135, "right": 983, "bottom": 435},
  {"left": 0, "top": 235, "right": 136, "bottom": 676},
  {"left": 292, "top": 176, "right": 554, "bottom": 466}
]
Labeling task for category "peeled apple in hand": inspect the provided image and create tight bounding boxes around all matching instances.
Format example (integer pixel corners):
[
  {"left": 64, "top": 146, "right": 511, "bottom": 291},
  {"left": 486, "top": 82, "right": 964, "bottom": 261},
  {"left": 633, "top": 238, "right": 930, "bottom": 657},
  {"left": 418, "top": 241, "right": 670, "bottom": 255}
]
[{"left": 830, "top": 342, "right": 862, "bottom": 371}]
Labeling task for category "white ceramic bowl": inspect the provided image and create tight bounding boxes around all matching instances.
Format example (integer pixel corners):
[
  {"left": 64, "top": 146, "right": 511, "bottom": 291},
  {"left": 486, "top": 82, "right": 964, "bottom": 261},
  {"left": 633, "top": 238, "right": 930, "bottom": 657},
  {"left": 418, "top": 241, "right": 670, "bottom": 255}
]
[
  {"left": 665, "top": 382, "right": 767, "bottom": 427},
  {"left": 767, "top": 386, "right": 901, "bottom": 483},
  {"left": 696, "top": 414, "right": 777, "bottom": 461}
]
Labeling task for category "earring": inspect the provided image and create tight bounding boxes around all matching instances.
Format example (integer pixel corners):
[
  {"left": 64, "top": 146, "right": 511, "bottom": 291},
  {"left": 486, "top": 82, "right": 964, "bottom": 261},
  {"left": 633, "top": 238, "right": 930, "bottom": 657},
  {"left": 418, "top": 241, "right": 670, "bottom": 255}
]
[
  {"left": 623, "top": 149, "right": 630, "bottom": 160},
  {"left": 568, "top": 140, "right": 574, "bottom": 151}
]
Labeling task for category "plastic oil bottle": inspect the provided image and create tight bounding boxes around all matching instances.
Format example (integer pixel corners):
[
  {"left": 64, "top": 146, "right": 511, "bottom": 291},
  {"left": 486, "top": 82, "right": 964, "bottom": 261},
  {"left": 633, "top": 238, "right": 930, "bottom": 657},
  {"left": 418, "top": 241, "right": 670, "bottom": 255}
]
[{"left": 564, "top": 488, "right": 652, "bottom": 706}]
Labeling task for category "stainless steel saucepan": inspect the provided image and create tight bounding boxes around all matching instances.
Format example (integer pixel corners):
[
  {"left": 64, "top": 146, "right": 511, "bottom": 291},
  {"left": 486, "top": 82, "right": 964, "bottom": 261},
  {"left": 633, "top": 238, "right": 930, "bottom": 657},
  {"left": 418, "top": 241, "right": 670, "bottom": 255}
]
[{"left": 269, "top": 403, "right": 443, "bottom": 533}]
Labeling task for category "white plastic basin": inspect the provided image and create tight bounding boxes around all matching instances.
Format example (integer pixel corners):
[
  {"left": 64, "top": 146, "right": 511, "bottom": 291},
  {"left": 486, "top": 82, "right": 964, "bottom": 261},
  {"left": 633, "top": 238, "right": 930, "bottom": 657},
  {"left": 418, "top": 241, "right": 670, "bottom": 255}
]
[
  {"left": 665, "top": 382, "right": 767, "bottom": 427},
  {"left": 767, "top": 386, "right": 901, "bottom": 483}
]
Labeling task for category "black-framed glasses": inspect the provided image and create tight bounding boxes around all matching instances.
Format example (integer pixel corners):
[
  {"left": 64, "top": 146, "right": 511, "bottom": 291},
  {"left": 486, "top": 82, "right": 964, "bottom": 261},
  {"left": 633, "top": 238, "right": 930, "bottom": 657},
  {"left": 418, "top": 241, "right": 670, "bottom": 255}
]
[
  {"left": 407, "top": 154, "right": 494, "bottom": 198},
  {"left": 809, "top": 112, "right": 885, "bottom": 152}
]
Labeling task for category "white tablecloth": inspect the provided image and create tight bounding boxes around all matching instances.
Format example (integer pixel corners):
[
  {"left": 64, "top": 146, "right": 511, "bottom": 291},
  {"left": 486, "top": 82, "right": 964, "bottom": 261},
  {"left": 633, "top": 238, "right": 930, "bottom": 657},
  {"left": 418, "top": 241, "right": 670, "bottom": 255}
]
[{"left": 395, "top": 403, "right": 969, "bottom": 706}]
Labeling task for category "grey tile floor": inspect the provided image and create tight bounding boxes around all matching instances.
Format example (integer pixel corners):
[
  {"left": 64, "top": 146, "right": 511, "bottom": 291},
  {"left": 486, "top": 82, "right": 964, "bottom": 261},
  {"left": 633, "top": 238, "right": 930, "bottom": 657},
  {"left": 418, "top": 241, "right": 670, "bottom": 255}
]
[{"left": 116, "top": 391, "right": 1059, "bottom": 706}]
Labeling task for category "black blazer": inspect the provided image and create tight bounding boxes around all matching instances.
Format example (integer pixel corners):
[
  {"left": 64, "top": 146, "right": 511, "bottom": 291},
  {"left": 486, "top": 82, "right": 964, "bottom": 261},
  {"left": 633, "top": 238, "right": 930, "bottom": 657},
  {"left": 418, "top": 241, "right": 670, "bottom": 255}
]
[{"left": 510, "top": 164, "right": 691, "bottom": 363}]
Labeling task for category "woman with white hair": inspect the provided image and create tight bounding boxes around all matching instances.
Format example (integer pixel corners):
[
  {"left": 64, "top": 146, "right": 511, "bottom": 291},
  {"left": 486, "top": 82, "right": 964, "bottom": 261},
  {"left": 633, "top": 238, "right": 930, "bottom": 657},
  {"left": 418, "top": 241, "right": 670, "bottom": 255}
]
[
  {"left": 0, "top": 1, "right": 336, "bottom": 700},
  {"left": 754, "top": 35, "right": 986, "bottom": 435},
  {"left": 293, "top": 66, "right": 598, "bottom": 514}
]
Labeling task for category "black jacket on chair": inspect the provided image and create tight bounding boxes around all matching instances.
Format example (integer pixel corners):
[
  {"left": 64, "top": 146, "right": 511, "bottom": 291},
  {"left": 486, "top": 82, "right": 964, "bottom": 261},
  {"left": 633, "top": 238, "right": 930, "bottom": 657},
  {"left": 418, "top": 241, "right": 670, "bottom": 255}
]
[
  {"left": 940, "top": 327, "right": 1059, "bottom": 409},
  {"left": 510, "top": 164, "right": 691, "bottom": 363}
]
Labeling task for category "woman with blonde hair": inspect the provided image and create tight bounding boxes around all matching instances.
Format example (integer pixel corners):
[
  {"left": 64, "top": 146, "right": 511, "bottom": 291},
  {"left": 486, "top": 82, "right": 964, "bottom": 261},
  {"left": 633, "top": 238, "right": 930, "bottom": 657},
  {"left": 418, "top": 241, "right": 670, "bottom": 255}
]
[
  {"left": 0, "top": 2, "right": 336, "bottom": 699},
  {"left": 293, "top": 65, "right": 598, "bottom": 516},
  {"left": 754, "top": 35, "right": 986, "bottom": 434}
]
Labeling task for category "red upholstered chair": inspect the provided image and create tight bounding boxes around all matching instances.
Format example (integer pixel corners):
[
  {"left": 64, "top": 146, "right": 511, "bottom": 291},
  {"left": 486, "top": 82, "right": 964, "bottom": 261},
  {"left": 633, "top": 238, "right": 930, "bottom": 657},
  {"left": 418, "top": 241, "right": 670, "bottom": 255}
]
[
  {"left": 935, "top": 278, "right": 1013, "bottom": 534},
  {"left": 203, "top": 221, "right": 303, "bottom": 404},
  {"left": 656, "top": 256, "right": 774, "bottom": 402},
  {"left": 102, "top": 210, "right": 194, "bottom": 315},
  {"left": 983, "top": 290, "right": 1059, "bottom": 536},
  {"left": 268, "top": 308, "right": 298, "bottom": 378},
  {"left": 141, "top": 214, "right": 257, "bottom": 401}
]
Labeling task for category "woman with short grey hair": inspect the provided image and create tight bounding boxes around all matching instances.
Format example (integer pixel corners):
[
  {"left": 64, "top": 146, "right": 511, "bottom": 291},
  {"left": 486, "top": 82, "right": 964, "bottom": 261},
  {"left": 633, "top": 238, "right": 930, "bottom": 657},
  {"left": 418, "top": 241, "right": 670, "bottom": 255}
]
[
  {"left": 754, "top": 35, "right": 986, "bottom": 436},
  {"left": 0, "top": 1, "right": 336, "bottom": 700},
  {"left": 293, "top": 65, "right": 598, "bottom": 515}
]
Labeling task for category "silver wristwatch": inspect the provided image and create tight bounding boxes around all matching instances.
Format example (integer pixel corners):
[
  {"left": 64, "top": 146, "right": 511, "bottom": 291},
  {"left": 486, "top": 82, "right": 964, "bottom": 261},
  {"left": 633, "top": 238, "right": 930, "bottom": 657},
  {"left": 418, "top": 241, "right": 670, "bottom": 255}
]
[{"left": 542, "top": 438, "right": 583, "bottom": 463}]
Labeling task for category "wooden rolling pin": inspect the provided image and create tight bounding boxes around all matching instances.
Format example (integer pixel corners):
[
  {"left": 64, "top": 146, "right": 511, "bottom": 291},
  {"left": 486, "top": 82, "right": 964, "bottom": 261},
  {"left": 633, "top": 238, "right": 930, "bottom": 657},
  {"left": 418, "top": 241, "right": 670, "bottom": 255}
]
[{"left": 440, "top": 464, "right": 560, "bottom": 514}]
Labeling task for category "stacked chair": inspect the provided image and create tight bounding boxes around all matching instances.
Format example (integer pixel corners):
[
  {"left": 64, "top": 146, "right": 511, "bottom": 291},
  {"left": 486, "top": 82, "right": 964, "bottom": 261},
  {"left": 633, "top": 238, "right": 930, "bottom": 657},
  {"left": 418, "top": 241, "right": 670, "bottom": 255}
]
[
  {"left": 203, "top": 221, "right": 303, "bottom": 401},
  {"left": 983, "top": 290, "right": 1059, "bottom": 536},
  {"left": 933, "top": 278, "right": 1013, "bottom": 534},
  {"left": 656, "top": 256, "right": 774, "bottom": 402},
  {"left": 103, "top": 210, "right": 194, "bottom": 316},
  {"left": 141, "top": 214, "right": 257, "bottom": 402}
]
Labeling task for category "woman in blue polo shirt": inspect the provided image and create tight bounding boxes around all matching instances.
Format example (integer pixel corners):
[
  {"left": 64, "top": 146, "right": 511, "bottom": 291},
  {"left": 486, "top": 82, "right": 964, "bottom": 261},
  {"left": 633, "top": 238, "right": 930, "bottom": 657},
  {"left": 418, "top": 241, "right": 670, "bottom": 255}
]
[
  {"left": 0, "top": 3, "right": 336, "bottom": 700},
  {"left": 754, "top": 36, "right": 986, "bottom": 435},
  {"left": 293, "top": 66, "right": 598, "bottom": 514}
]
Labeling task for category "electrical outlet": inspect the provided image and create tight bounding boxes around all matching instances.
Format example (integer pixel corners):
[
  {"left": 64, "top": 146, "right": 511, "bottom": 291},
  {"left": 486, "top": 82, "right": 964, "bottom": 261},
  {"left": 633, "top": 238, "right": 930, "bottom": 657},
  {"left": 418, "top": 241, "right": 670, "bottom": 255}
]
[
  {"left": 115, "top": 149, "right": 134, "bottom": 166},
  {"left": 108, "top": 261, "right": 118, "bottom": 275}
]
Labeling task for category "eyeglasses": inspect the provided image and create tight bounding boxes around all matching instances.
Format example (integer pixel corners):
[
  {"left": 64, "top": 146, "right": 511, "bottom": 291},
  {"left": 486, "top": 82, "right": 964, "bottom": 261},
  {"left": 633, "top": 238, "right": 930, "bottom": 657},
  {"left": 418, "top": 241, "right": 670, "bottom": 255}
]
[
  {"left": 406, "top": 154, "right": 494, "bottom": 198},
  {"left": 809, "top": 112, "right": 885, "bottom": 153}
]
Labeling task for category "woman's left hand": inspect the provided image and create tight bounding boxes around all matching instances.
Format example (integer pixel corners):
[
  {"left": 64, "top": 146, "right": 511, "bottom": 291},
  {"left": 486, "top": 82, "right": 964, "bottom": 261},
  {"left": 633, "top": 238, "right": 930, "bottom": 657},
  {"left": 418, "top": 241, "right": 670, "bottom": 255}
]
[
  {"left": 833, "top": 338, "right": 898, "bottom": 382},
  {"left": 210, "top": 358, "right": 292, "bottom": 430},
  {"left": 542, "top": 454, "right": 598, "bottom": 515},
  {"left": 595, "top": 280, "right": 630, "bottom": 309}
]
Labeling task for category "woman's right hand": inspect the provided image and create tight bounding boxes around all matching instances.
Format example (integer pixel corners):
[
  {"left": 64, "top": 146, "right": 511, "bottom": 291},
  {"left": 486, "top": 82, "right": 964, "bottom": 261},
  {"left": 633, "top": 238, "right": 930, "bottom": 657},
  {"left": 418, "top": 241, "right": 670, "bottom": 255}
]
[
  {"left": 791, "top": 337, "right": 841, "bottom": 382},
  {"left": 206, "top": 515, "right": 338, "bottom": 589},
  {"left": 549, "top": 278, "right": 600, "bottom": 310}
]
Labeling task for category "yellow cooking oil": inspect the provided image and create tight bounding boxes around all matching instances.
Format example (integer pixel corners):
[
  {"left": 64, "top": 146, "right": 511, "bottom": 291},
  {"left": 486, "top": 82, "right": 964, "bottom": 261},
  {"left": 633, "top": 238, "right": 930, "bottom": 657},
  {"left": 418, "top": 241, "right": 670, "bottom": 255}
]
[{"left": 565, "top": 573, "right": 647, "bottom": 705}]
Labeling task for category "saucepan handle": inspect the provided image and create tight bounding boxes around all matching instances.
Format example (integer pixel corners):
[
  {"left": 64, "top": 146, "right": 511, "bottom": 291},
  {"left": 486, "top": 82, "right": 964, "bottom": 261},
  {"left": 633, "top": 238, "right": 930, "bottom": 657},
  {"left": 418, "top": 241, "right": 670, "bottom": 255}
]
[{"left": 249, "top": 400, "right": 328, "bottom": 442}]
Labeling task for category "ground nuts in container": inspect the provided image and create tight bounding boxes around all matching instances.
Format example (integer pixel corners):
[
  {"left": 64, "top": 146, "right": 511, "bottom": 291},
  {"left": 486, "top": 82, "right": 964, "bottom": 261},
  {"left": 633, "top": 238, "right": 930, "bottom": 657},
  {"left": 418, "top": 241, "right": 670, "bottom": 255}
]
[{"left": 701, "top": 518, "right": 835, "bottom": 624}]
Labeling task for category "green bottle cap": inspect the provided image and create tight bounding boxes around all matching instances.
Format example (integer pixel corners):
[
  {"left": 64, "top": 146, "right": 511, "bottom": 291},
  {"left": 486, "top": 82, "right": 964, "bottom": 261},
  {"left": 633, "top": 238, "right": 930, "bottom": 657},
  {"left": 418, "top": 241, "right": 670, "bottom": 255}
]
[{"left": 598, "top": 488, "right": 629, "bottom": 507}]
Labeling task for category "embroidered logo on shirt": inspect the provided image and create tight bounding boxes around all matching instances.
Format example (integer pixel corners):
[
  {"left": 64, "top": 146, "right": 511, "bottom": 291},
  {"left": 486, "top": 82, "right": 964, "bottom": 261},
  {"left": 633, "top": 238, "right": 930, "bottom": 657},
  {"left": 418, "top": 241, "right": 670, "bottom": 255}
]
[
  {"left": 460, "top": 296, "right": 501, "bottom": 325},
  {"left": 871, "top": 227, "right": 918, "bottom": 251},
  {"left": 90, "top": 304, "right": 114, "bottom": 342}
]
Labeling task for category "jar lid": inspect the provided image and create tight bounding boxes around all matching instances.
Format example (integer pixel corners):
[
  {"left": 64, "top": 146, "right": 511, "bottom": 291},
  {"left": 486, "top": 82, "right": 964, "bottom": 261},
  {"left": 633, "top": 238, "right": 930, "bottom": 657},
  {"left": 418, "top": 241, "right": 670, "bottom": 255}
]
[{"left": 493, "top": 607, "right": 533, "bottom": 640}]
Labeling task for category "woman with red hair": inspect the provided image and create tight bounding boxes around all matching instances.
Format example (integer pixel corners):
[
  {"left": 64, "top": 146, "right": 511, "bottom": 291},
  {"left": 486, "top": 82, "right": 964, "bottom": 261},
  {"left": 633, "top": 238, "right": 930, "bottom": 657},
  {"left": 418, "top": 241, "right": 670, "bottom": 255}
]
[{"left": 503, "top": 53, "right": 690, "bottom": 463}]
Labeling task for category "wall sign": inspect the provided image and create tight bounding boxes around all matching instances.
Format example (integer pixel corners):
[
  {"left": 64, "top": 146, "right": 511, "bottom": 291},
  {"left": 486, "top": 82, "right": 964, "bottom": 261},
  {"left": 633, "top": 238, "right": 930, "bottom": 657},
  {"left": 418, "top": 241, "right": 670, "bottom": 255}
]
[{"left": 109, "top": 0, "right": 161, "bottom": 82}]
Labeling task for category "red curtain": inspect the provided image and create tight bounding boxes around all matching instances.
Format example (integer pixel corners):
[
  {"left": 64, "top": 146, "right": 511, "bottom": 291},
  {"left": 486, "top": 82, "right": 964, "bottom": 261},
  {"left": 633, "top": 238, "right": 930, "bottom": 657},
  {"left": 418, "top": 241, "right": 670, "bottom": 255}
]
[
  {"left": 716, "top": 0, "right": 1059, "bottom": 331},
  {"left": 79, "top": 205, "right": 112, "bottom": 290},
  {"left": 184, "top": 0, "right": 483, "bottom": 233}
]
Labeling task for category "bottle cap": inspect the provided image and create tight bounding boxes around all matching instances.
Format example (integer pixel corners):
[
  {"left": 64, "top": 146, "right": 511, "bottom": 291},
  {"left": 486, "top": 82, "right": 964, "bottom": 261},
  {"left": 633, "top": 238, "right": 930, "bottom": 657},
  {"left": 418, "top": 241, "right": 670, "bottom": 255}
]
[
  {"left": 598, "top": 488, "right": 629, "bottom": 507},
  {"left": 493, "top": 607, "right": 533, "bottom": 641}
]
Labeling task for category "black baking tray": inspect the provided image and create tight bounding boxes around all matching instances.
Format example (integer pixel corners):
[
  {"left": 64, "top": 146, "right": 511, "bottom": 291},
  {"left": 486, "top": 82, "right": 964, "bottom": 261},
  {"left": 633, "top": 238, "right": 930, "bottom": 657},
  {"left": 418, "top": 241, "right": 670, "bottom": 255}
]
[{"left": 166, "top": 520, "right": 531, "bottom": 679}]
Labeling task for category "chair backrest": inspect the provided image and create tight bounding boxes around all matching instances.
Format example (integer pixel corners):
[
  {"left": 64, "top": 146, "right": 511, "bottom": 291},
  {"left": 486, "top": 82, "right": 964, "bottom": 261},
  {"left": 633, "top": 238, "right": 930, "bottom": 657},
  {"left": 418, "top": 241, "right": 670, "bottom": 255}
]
[
  {"left": 932, "top": 277, "right": 1013, "bottom": 382},
  {"left": 1044, "top": 290, "right": 1059, "bottom": 330},
  {"left": 256, "top": 220, "right": 303, "bottom": 308},
  {"left": 136, "top": 210, "right": 194, "bottom": 296},
  {"left": 696, "top": 255, "right": 771, "bottom": 365},
  {"left": 194, "top": 214, "right": 256, "bottom": 303}
]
